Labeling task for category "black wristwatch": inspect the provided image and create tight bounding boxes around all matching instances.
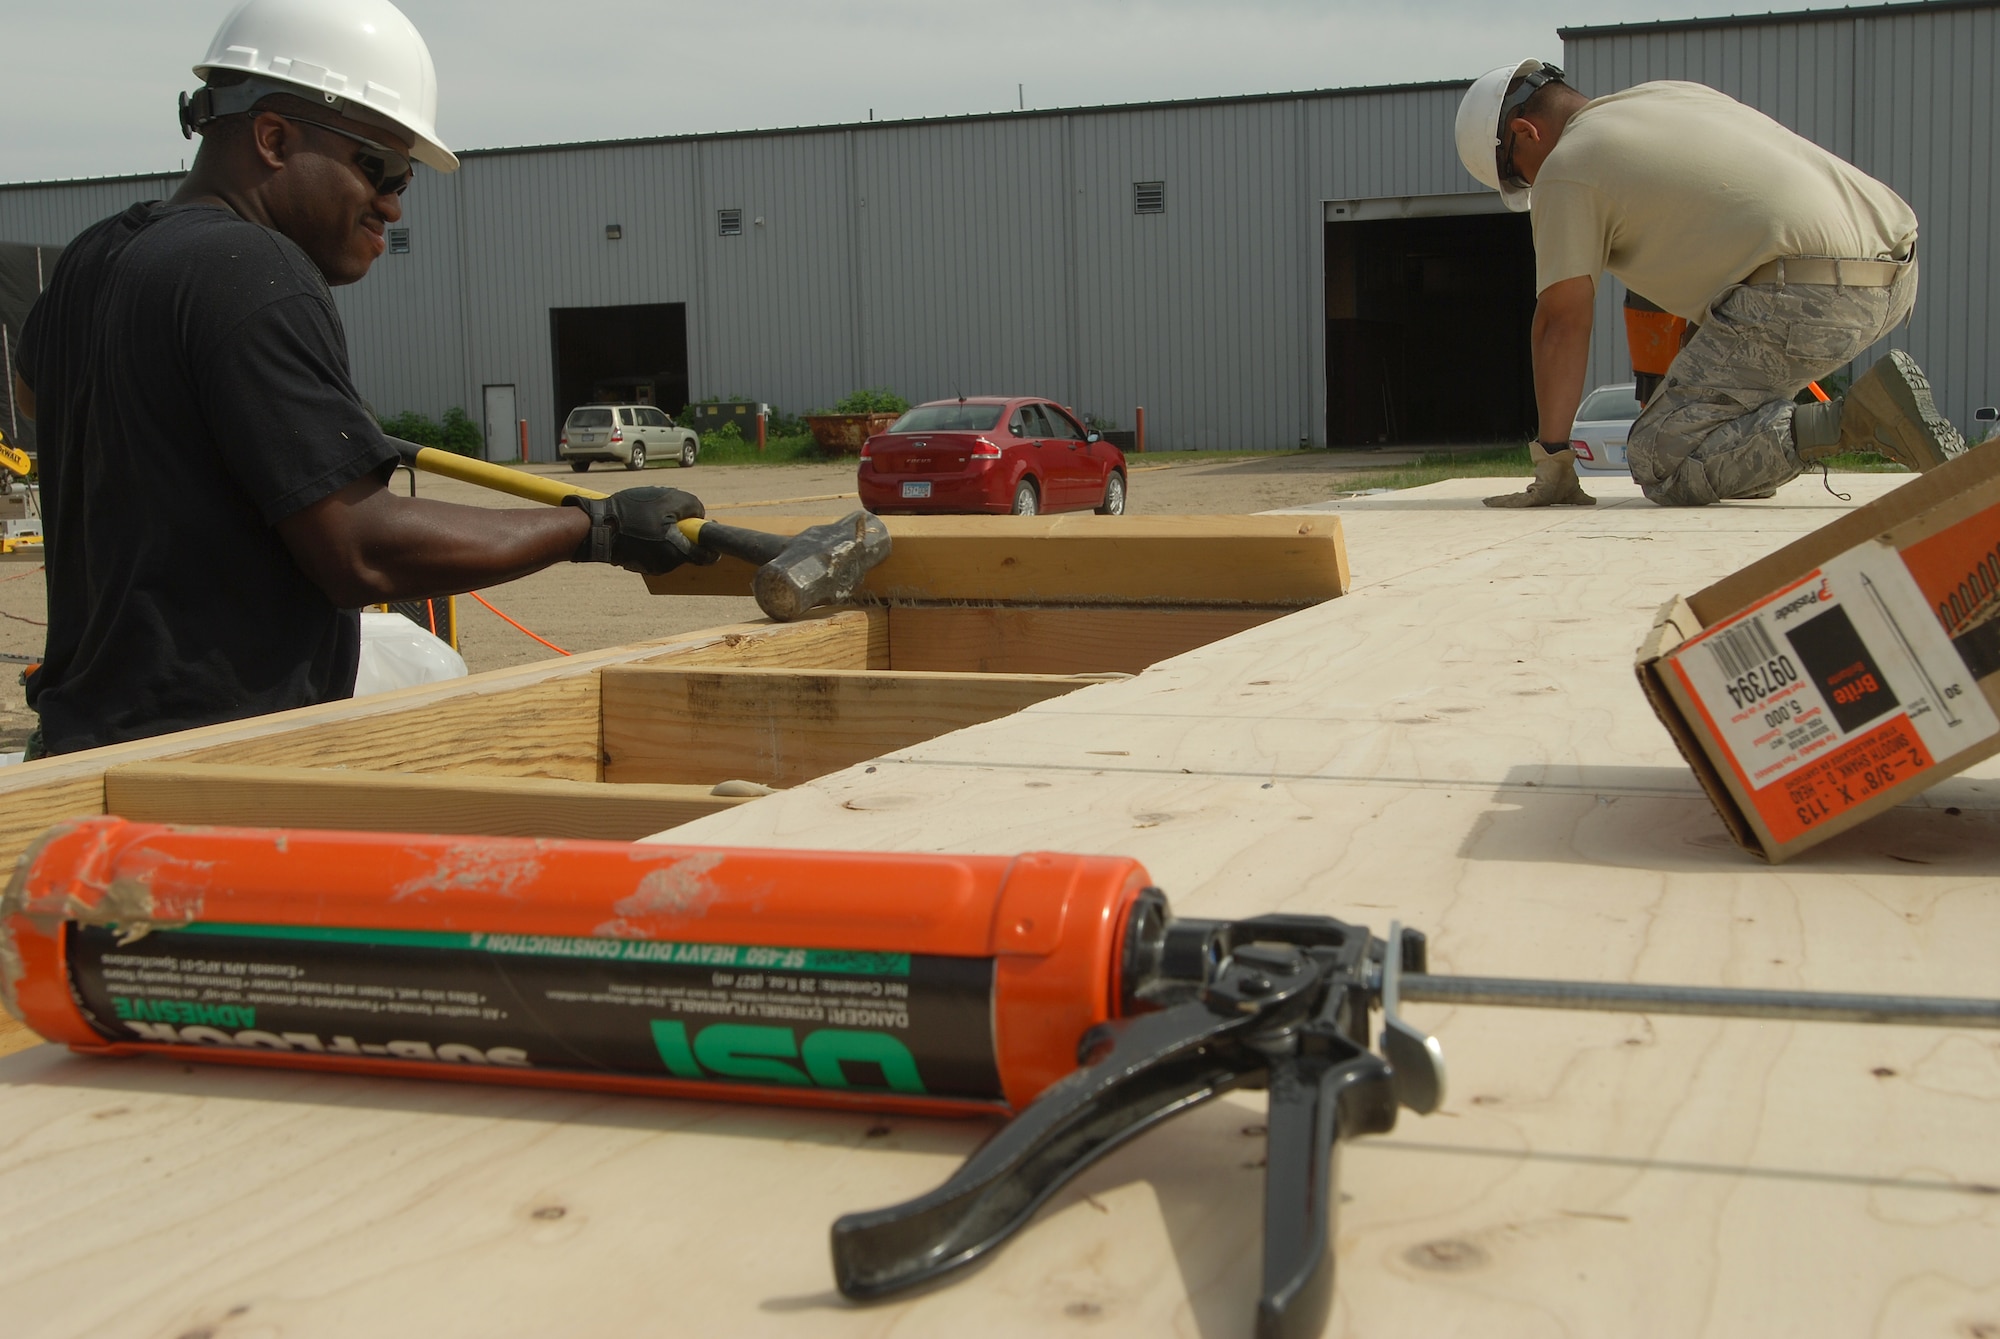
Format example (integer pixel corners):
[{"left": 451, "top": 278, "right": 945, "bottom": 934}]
[{"left": 1537, "top": 440, "right": 1574, "bottom": 452}]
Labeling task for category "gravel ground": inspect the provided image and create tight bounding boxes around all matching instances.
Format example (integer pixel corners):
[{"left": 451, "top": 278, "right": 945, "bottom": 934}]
[{"left": 0, "top": 447, "right": 1439, "bottom": 751}]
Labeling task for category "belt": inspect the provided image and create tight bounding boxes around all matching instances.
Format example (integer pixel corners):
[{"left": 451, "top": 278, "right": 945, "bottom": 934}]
[{"left": 1741, "top": 255, "right": 1908, "bottom": 288}]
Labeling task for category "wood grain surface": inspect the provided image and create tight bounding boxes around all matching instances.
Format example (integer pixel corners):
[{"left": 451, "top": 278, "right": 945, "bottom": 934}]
[
  {"left": 643, "top": 513, "right": 1350, "bottom": 606},
  {"left": 885, "top": 605, "right": 1286, "bottom": 674},
  {"left": 104, "top": 763, "right": 752, "bottom": 841},
  {"left": 601, "top": 665, "right": 1107, "bottom": 786},
  {"left": 0, "top": 609, "right": 880, "bottom": 878},
  {"left": 4, "top": 476, "right": 1997, "bottom": 1338}
]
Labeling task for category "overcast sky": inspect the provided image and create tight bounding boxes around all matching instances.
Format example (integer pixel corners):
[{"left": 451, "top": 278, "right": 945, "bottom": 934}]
[{"left": 3, "top": 0, "right": 1716, "bottom": 183}]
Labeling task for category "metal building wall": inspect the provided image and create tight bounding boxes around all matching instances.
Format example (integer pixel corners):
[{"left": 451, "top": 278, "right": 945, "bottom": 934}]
[
  {"left": 0, "top": 173, "right": 185, "bottom": 248},
  {"left": 1563, "top": 0, "right": 1998, "bottom": 431},
  {"left": 2, "top": 6, "right": 1992, "bottom": 455},
  {"left": 0, "top": 83, "right": 1475, "bottom": 458}
]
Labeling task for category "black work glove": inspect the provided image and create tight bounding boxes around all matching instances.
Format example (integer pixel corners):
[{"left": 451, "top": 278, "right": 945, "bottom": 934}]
[{"left": 562, "top": 487, "right": 719, "bottom": 575}]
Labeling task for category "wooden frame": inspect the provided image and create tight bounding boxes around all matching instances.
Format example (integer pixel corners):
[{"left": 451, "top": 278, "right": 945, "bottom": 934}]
[
  {"left": 0, "top": 517, "right": 1348, "bottom": 871},
  {"left": 644, "top": 513, "right": 1350, "bottom": 605}
]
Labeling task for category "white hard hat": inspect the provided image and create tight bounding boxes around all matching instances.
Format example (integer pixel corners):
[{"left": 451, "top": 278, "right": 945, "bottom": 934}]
[
  {"left": 185, "top": 0, "right": 456, "bottom": 173},
  {"left": 1454, "top": 59, "right": 1562, "bottom": 213}
]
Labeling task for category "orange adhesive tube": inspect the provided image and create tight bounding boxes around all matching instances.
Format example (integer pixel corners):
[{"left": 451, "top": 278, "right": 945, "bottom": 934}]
[{"left": 1, "top": 817, "right": 1155, "bottom": 1118}]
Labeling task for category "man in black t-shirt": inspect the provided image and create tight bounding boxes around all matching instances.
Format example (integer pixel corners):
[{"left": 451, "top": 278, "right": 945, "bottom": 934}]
[{"left": 13, "top": 0, "right": 701, "bottom": 756}]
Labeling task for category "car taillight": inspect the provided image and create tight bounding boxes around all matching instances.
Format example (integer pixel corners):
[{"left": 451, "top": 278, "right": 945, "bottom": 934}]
[
  {"left": 970, "top": 438, "right": 1003, "bottom": 460},
  {"left": 559, "top": 434, "right": 569, "bottom": 448},
  {"left": 859, "top": 438, "right": 874, "bottom": 461},
  {"left": 610, "top": 430, "right": 624, "bottom": 443},
  {"left": 1570, "top": 439, "right": 1593, "bottom": 461}
]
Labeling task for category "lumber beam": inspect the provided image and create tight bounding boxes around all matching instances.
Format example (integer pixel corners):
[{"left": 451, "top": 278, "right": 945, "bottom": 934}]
[
  {"left": 643, "top": 514, "right": 1349, "bottom": 606},
  {"left": 0, "top": 609, "right": 879, "bottom": 874},
  {"left": 174, "top": 608, "right": 882, "bottom": 778},
  {"left": 104, "top": 763, "right": 752, "bottom": 842},
  {"left": 601, "top": 665, "right": 1107, "bottom": 786},
  {"left": 886, "top": 604, "right": 1289, "bottom": 674}
]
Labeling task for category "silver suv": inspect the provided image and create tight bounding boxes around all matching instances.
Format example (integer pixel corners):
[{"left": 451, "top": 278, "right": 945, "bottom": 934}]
[{"left": 559, "top": 404, "right": 699, "bottom": 471}]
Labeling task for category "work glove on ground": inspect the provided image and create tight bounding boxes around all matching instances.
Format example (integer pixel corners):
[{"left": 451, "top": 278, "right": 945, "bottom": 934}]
[
  {"left": 1483, "top": 442, "right": 1597, "bottom": 508},
  {"left": 563, "top": 487, "right": 720, "bottom": 575}
]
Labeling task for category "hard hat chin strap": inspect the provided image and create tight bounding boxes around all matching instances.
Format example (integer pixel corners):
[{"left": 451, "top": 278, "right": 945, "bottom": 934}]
[
  {"left": 178, "top": 75, "right": 351, "bottom": 140},
  {"left": 1494, "top": 62, "right": 1565, "bottom": 144}
]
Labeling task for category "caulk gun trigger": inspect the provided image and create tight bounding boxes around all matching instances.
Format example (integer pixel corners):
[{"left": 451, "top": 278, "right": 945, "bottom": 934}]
[{"left": 1380, "top": 921, "right": 1448, "bottom": 1115}]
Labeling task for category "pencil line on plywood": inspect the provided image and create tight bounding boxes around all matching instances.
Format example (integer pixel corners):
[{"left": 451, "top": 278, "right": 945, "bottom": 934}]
[
  {"left": 856, "top": 755, "right": 1720, "bottom": 800},
  {"left": 1373, "top": 1139, "right": 2000, "bottom": 1197}
]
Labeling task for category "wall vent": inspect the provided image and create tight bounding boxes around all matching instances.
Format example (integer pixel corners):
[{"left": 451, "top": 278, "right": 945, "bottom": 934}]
[
  {"left": 1133, "top": 181, "right": 1165, "bottom": 214},
  {"left": 718, "top": 209, "right": 744, "bottom": 237},
  {"left": 386, "top": 226, "right": 410, "bottom": 254}
]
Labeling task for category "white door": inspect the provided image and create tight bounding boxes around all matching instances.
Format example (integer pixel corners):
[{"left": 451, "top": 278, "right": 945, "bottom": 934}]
[{"left": 482, "top": 384, "right": 518, "bottom": 462}]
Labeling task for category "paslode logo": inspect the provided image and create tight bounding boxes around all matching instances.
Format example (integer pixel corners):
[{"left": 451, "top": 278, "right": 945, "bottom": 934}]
[{"left": 1772, "top": 578, "right": 1833, "bottom": 624}]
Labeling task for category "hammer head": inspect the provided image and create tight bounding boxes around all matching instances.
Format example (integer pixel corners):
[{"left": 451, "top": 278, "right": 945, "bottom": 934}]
[{"left": 752, "top": 510, "right": 893, "bottom": 621}]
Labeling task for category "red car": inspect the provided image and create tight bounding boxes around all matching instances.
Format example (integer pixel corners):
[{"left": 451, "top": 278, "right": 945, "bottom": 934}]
[{"left": 857, "top": 397, "right": 1127, "bottom": 516}]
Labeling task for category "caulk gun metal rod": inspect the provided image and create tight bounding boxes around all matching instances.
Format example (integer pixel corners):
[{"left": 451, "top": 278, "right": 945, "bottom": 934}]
[{"left": 1399, "top": 975, "right": 2000, "bottom": 1029}]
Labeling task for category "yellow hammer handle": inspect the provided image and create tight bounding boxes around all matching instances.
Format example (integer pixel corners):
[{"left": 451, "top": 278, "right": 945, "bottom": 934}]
[
  {"left": 404, "top": 445, "right": 608, "bottom": 504},
  {"left": 397, "top": 442, "right": 708, "bottom": 547}
]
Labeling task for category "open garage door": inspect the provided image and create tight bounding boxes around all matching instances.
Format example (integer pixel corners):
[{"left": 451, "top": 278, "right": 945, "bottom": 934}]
[
  {"left": 548, "top": 303, "right": 689, "bottom": 445},
  {"left": 1324, "top": 198, "right": 1536, "bottom": 447}
]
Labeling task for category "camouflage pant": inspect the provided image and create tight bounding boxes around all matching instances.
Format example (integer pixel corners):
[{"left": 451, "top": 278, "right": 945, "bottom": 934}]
[{"left": 1626, "top": 259, "right": 1918, "bottom": 506}]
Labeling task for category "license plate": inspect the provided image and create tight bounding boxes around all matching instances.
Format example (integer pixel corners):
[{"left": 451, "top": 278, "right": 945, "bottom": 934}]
[{"left": 901, "top": 481, "right": 932, "bottom": 499}]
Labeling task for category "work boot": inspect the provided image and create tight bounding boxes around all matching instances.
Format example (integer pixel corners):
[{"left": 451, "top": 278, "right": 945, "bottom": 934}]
[
  {"left": 1483, "top": 442, "right": 1596, "bottom": 508},
  {"left": 1811, "top": 350, "right": 1966, "bottom": 472},
  {"left": 1791, "top": 397, "right": 1844, "bottom": 461}
]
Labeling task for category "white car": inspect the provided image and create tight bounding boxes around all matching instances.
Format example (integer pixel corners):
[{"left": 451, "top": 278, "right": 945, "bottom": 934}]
[
  {"left": 558, "top": 404, "right": 699, "bottom": 471},
  {"left": 1569, "top": 382, "right": 1641, "bottom": 475}
]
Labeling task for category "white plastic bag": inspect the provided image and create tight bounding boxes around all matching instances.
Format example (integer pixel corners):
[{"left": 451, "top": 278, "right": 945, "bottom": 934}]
[{"left": 354, "top": 610, "right": 468, "bottom": 696}]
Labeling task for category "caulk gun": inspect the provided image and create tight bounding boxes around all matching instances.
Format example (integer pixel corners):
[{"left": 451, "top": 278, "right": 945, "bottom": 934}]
[{"left": 4, "top": 818, "right": 1994, "bottom": 1338}]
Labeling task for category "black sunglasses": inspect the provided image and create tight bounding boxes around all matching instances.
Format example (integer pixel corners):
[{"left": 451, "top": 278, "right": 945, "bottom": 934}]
[{"left": 282, "top": 115, "right": 414, "bottom": 196}]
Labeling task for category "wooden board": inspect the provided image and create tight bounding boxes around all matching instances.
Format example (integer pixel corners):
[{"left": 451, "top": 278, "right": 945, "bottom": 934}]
[
  {"left": 13, "top": 479, "right": 1995, "bottom": 1335},
  {"left": 644, "top": 513, "right": 1350, "bottom": 606},
  {"left": 171, "top": 609, "right": 883, "bottom": 778},
  {"left": 104, "top": 763, "right": 752, "bottom": 842},
  {"left": 885, "top": 604, "right": 1286, "bottom": 674},
  {"left": 600, "top": 665, "right": 1108, "bottom": 786},
  {"left": 0, "top": 609, "right": 879, "bottom": 875}
]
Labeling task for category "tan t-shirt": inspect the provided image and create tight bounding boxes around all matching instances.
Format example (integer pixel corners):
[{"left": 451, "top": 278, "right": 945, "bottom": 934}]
[{"left": 1532, "top": 81, "right": 1918, "bottom": 321}]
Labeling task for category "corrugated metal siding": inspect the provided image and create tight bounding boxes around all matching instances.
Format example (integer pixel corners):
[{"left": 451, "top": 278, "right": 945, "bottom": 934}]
[
  {"left": 852, "top": 117, "right": 1071, "bottom": 412},
  {"left": 0, "top": 174, "right": 185, "bottom": 247},
  {"left": 334, "top": 173, "right": 469, "bottom": 429},
  {"left": 6, "top": 6, "right": 1989, "bottom": 456},
  {"left": 696, "top": 133, "right": 860, "bottom": 417},
  {"left": 0, "top": 86, "right": 1474, "bottom": 456},
  {"left": 1565, "top": 2, "right": 1997, "bottom": 431},
  {"left": 452, "top": 140, "right": 706, "bottom": 453}
]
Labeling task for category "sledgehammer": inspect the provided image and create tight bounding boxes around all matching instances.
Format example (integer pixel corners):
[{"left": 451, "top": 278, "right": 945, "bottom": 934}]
[{"left": 386, "top": 436, "right": 891, "bottom": 621}]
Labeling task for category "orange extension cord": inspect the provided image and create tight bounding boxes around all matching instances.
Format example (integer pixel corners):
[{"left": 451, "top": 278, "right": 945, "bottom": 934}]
[{"left": 466, "top": 590, "right": 571, "bottom": 656}]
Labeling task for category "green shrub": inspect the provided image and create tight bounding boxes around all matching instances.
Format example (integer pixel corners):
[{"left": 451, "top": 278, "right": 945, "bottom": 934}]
[
  {"left": 826, "top": 387, "right": 909, "bottom": 415},
  {"left": 380, "top": 406, "right": 483, "bottom": 457},
  {"left": 440, "top": 407, "right": 482, "bottom": 456},
  {"left": 705, "top": 421, "right": 745, "bottom": 444}
]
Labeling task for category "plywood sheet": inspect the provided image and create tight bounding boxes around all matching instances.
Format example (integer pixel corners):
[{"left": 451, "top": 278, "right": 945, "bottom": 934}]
[
  {"left": 886, "top": 604, "right": 1286, "bottom": 674},
  {"left": 643, "top": 513, "right": 1350, "bottom": 606},
  {"left": 5, "top": 476, "right": 1996, "bottom": 1337},
  {"left": 600, "top": 665, "right": 1103, "bottom": 786},
  {"left": 105, "top": 763, "right": 751, "bottom": 842}
]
